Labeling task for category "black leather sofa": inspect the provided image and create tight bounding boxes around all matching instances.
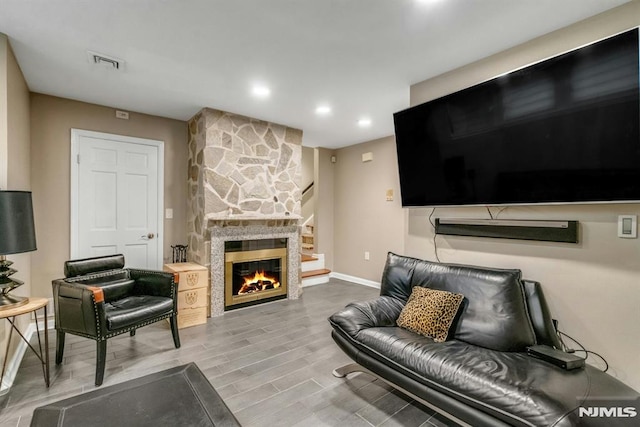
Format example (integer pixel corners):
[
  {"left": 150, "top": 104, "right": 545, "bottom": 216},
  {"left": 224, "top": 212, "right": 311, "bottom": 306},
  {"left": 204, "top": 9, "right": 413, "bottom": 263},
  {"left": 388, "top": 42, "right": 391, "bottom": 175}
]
[
  {"left": 52, "top": 254, "right": 181, "bottom": 386},
  {"left": 329, "top": 252, "right": 639, "bottom": 427}
]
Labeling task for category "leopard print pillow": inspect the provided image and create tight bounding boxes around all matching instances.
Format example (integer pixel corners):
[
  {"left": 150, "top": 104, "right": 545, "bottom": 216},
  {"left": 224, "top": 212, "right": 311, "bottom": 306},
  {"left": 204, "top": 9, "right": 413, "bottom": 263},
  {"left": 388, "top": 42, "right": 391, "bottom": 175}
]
[{"left": 397, "top": 286, "right": 464, "bottom": 342}]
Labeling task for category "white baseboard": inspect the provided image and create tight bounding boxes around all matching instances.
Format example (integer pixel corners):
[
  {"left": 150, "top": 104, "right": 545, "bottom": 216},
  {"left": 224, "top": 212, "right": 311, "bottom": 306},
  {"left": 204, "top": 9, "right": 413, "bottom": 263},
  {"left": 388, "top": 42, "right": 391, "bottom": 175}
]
[
  {"left": 302, "top": 275, "right": 330, "bottom": 287},
  {"left": 330, "top": 272, "right": 381, "bottom": 289},
  {"left": 0, "top": 318, "right": 55, "bottom": 395}
]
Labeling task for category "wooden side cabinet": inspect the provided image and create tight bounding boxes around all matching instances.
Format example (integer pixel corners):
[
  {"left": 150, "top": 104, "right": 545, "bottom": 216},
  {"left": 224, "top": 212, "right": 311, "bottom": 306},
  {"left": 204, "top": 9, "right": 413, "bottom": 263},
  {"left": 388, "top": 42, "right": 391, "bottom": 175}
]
[{"left": 163, "top": 263, "right": 209, "bottom": 329}]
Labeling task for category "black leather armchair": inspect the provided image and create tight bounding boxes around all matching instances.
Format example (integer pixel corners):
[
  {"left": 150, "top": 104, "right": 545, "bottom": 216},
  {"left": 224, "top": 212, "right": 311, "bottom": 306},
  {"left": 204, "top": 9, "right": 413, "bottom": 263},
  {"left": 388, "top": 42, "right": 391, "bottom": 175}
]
[{"left": 52, "top": 254, "right": 181, "bottom": 386}]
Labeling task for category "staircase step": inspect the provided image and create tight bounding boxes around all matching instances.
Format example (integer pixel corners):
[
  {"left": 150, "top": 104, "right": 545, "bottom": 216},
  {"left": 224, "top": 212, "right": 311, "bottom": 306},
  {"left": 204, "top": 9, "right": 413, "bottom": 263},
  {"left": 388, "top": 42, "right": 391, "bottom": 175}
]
[
  {"left": 301, "top": 268, "right": 331, "bottom": 279},
  {"left": 301, "top": 251, "right": 326, "bottom": 285},
  {"left": 302, "top": 253, "right": 324, "bottom": 272},
  {"left": 301, "top": 254, "right": 318, "bottom": 263}
]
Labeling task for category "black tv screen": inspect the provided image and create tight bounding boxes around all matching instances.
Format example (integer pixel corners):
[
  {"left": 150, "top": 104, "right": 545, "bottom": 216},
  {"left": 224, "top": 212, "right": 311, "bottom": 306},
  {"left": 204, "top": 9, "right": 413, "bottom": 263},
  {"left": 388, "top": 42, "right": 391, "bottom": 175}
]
[{"left": 394, "top": 28, "right": 640, "bottom": 207}]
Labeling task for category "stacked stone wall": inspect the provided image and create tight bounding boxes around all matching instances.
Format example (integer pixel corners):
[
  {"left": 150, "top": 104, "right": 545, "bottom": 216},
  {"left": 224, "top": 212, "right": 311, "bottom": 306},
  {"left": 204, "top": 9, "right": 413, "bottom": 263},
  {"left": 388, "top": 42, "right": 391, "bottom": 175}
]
[{"left": 186, "top": 108, "right": 302, "bottom": 267}]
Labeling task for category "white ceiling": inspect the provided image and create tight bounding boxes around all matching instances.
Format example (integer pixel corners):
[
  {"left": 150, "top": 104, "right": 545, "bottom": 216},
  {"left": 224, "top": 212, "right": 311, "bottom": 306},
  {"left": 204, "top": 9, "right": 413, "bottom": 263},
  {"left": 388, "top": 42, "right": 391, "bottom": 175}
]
[{"left": 0, "top": 0, "right": 631, "bottom": 148}]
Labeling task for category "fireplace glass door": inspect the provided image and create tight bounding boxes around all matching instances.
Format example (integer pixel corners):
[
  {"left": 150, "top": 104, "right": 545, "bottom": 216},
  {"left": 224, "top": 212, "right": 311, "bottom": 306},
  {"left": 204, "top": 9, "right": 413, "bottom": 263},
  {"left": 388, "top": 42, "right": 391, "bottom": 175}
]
[{"left": 224, "top": 239, "right": 287, "bottom": 310}]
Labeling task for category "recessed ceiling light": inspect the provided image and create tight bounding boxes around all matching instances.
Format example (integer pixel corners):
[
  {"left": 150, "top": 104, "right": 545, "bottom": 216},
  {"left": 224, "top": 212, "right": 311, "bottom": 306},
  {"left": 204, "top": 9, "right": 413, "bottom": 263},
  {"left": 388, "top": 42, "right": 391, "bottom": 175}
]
[
  {"left": 252, "top": 85, "right": 271, "bottom": 98},
  {"left": 358, "top": 118, "right": 372, "bottom": 127},
  {"left": 315, "top": 105, "right": 332, "bottom": 115}
]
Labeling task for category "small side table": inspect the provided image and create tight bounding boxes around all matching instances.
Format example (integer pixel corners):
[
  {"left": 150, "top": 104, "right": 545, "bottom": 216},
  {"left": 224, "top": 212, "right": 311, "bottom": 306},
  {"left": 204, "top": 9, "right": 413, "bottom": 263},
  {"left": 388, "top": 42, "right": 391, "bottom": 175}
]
[{"left": 0, "top": 297, "right": 49, "bottom": 388}]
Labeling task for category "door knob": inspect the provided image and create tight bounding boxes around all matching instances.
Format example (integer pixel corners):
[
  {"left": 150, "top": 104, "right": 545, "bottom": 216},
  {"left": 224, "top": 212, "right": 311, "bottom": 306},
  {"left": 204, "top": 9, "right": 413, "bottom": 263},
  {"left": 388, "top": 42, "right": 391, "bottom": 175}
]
[{"left": 141, "top": 233, "right": 155, "bottom": 240}]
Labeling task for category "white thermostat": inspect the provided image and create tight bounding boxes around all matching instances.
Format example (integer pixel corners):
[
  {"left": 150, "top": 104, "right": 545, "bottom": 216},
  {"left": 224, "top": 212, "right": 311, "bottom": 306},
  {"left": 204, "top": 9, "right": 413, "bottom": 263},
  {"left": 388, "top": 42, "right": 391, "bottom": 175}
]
[{"left": 617, "top": 215, "right": 637, "bottom": 238}]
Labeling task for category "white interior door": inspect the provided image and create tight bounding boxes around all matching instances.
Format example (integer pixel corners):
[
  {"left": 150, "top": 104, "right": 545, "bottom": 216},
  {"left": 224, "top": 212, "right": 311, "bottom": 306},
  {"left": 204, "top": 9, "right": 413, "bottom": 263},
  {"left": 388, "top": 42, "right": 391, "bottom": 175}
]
[{"left": 71, "top": 129, "right": 164, "bottom": 269}]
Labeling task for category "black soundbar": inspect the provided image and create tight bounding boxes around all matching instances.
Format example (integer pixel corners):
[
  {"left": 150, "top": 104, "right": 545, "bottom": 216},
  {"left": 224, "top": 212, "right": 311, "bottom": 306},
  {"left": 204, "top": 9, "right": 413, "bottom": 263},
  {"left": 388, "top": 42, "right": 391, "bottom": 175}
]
[
  {"left": 527, "top": 345, "right": 585, "bottom": 370},
  {"left": 435, "top": 219, "right": 579, "bottom": 243}
]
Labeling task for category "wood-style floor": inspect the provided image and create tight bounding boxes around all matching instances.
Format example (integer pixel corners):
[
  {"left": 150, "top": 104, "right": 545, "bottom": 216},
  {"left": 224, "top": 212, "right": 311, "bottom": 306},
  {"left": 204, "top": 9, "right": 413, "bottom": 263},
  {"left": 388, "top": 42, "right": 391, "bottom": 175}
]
[{"left": 0, "top": 279, "right": 455, "bottom": 427}]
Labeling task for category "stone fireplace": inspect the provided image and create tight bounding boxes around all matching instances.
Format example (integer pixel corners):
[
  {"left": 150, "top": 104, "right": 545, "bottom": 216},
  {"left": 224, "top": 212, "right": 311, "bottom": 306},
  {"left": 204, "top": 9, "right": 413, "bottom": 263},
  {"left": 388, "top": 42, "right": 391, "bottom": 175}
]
[{"left": 187, "top": 108, "right": 303, "bottom": 316}]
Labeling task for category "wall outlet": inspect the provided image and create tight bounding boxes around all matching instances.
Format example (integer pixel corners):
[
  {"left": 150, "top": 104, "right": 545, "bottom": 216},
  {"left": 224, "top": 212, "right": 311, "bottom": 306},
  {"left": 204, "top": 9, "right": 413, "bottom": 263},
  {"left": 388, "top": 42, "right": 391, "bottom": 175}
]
[
  {"left": 364, "top": 251, "right": 370, "bottom": 261},
  {"left": 386, "top": 189, "right": 393, "bottom": 201},
  {"left": 165, "top": 208, "right": 173, "bottom": 219}
]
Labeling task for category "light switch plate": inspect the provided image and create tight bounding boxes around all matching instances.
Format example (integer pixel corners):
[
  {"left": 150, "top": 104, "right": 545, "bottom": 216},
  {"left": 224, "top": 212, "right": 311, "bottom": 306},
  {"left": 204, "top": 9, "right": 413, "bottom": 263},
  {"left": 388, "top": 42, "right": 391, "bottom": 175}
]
[
  {"left": 115, "top": 110, "right": 129, "bottom": 120},
  {"left": 617, "top": 215, "right": 637, "bottom": 238}
]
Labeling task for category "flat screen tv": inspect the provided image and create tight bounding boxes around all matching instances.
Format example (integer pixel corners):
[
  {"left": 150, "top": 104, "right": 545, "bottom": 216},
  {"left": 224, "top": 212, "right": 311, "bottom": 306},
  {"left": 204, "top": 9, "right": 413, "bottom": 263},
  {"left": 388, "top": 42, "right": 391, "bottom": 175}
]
[{"left": 394, "top": 28, "right": 640, "bottom": 207}]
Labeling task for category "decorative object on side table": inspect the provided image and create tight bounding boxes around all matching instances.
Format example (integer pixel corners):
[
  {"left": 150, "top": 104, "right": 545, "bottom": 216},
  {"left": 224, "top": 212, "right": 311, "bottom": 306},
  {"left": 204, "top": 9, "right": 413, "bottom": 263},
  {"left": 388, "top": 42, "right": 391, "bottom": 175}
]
[
  {"left": 171, "top": 244, "right": 188, "bottom": 263},
  {"left": 0, "top": 190, "right": 37, "bottom": 310}
]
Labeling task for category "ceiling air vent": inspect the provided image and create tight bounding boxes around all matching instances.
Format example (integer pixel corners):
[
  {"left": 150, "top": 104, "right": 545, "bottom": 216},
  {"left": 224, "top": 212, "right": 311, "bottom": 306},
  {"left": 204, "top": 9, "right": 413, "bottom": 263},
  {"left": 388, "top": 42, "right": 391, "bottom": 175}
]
[{"left": 87, "top": 51, "right": 124, "bottom": 70}]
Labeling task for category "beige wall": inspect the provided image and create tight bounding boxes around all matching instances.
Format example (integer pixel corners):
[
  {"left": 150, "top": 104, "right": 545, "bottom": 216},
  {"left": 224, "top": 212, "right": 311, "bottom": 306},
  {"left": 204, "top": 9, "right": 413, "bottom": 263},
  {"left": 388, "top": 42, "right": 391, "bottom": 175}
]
[
  {"left": 0, "top": 34, "right": 8, "bottom": 189},
  {"left": 407, "top": 2, "right": 640, "bottom": 391},
  {"left": 6, "top": 34, "right": 32, "bottom": 300},
  {"left": 301, "top": 146, "right": 315, "bottom": 223},
  {"left": 30, "top": 94, "right": 188, "bottom": 298},
  {"left": 7, "top": 45, "right": 30, "bottom": 192},
  {"left": 333, "top": 136, "right": 404, "bottom": 281},
  {"left": 301, "top": 146, "right": 314, "bottom": 189},
  {"left": 314, "top": 147, "right": 336, "bottom": 269},
  {"left": 0, "top": 34, "right": 32, "bottom": 388}
]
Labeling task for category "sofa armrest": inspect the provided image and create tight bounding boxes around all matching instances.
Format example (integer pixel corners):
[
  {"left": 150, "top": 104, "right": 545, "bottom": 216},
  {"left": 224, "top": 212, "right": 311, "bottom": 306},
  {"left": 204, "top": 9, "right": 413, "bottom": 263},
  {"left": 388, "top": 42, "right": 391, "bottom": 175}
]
[
  {"left": 523, "top": 280, "right": 563, "bottom": 349},
  {"left": 128, "top": 269, "right": 177, "bottom": 300},
  {"left": 329, "top": 296, "right": 405, "bottom": 338},
  {"left": 52, "top": 279, "right": 106, "bottom": 337}
]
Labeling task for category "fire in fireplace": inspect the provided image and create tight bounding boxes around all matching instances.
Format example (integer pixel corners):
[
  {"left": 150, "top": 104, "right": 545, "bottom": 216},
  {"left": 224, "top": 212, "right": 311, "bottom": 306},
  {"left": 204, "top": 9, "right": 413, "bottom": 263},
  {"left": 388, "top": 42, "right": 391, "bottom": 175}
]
[
  {"left": 238, "top": 270, "right": 281, "bottom": 295},
  {"left": 224, "top": 239, "right": 288, "bottom": 310}
]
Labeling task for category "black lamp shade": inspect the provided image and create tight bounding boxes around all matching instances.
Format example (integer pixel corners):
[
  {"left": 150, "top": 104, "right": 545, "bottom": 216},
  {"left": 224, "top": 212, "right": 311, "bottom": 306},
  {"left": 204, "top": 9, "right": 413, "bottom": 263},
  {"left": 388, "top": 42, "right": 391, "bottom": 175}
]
[{"left": 0, "top": 191, "right": 37, "bottom": 255}]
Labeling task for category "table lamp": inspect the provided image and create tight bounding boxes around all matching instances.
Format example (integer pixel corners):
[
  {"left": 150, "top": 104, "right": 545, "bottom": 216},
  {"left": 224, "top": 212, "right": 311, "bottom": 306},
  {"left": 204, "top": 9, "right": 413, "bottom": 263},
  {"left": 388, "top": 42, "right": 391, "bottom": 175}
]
[{"left": 0, "top": 191, "right": 37, "bottom": 310}]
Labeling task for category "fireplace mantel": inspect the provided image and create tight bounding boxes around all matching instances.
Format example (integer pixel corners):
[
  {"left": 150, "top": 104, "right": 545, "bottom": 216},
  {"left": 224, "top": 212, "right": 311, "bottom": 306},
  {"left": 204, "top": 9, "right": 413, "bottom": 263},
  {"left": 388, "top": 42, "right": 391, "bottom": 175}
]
[
  {"left": 206, "top": 215, "right": 302, "bottom": 222},
  {"left": 209, "top": 222, "right": 301, "bottom": 317}
]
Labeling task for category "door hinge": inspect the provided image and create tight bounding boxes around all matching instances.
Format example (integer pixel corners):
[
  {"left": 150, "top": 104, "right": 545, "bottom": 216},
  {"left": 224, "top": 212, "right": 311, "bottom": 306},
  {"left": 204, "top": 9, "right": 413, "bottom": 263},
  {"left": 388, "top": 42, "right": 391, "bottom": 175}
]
[{"left": 77, "top": 154, "right": 80, "bottom": 164}]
